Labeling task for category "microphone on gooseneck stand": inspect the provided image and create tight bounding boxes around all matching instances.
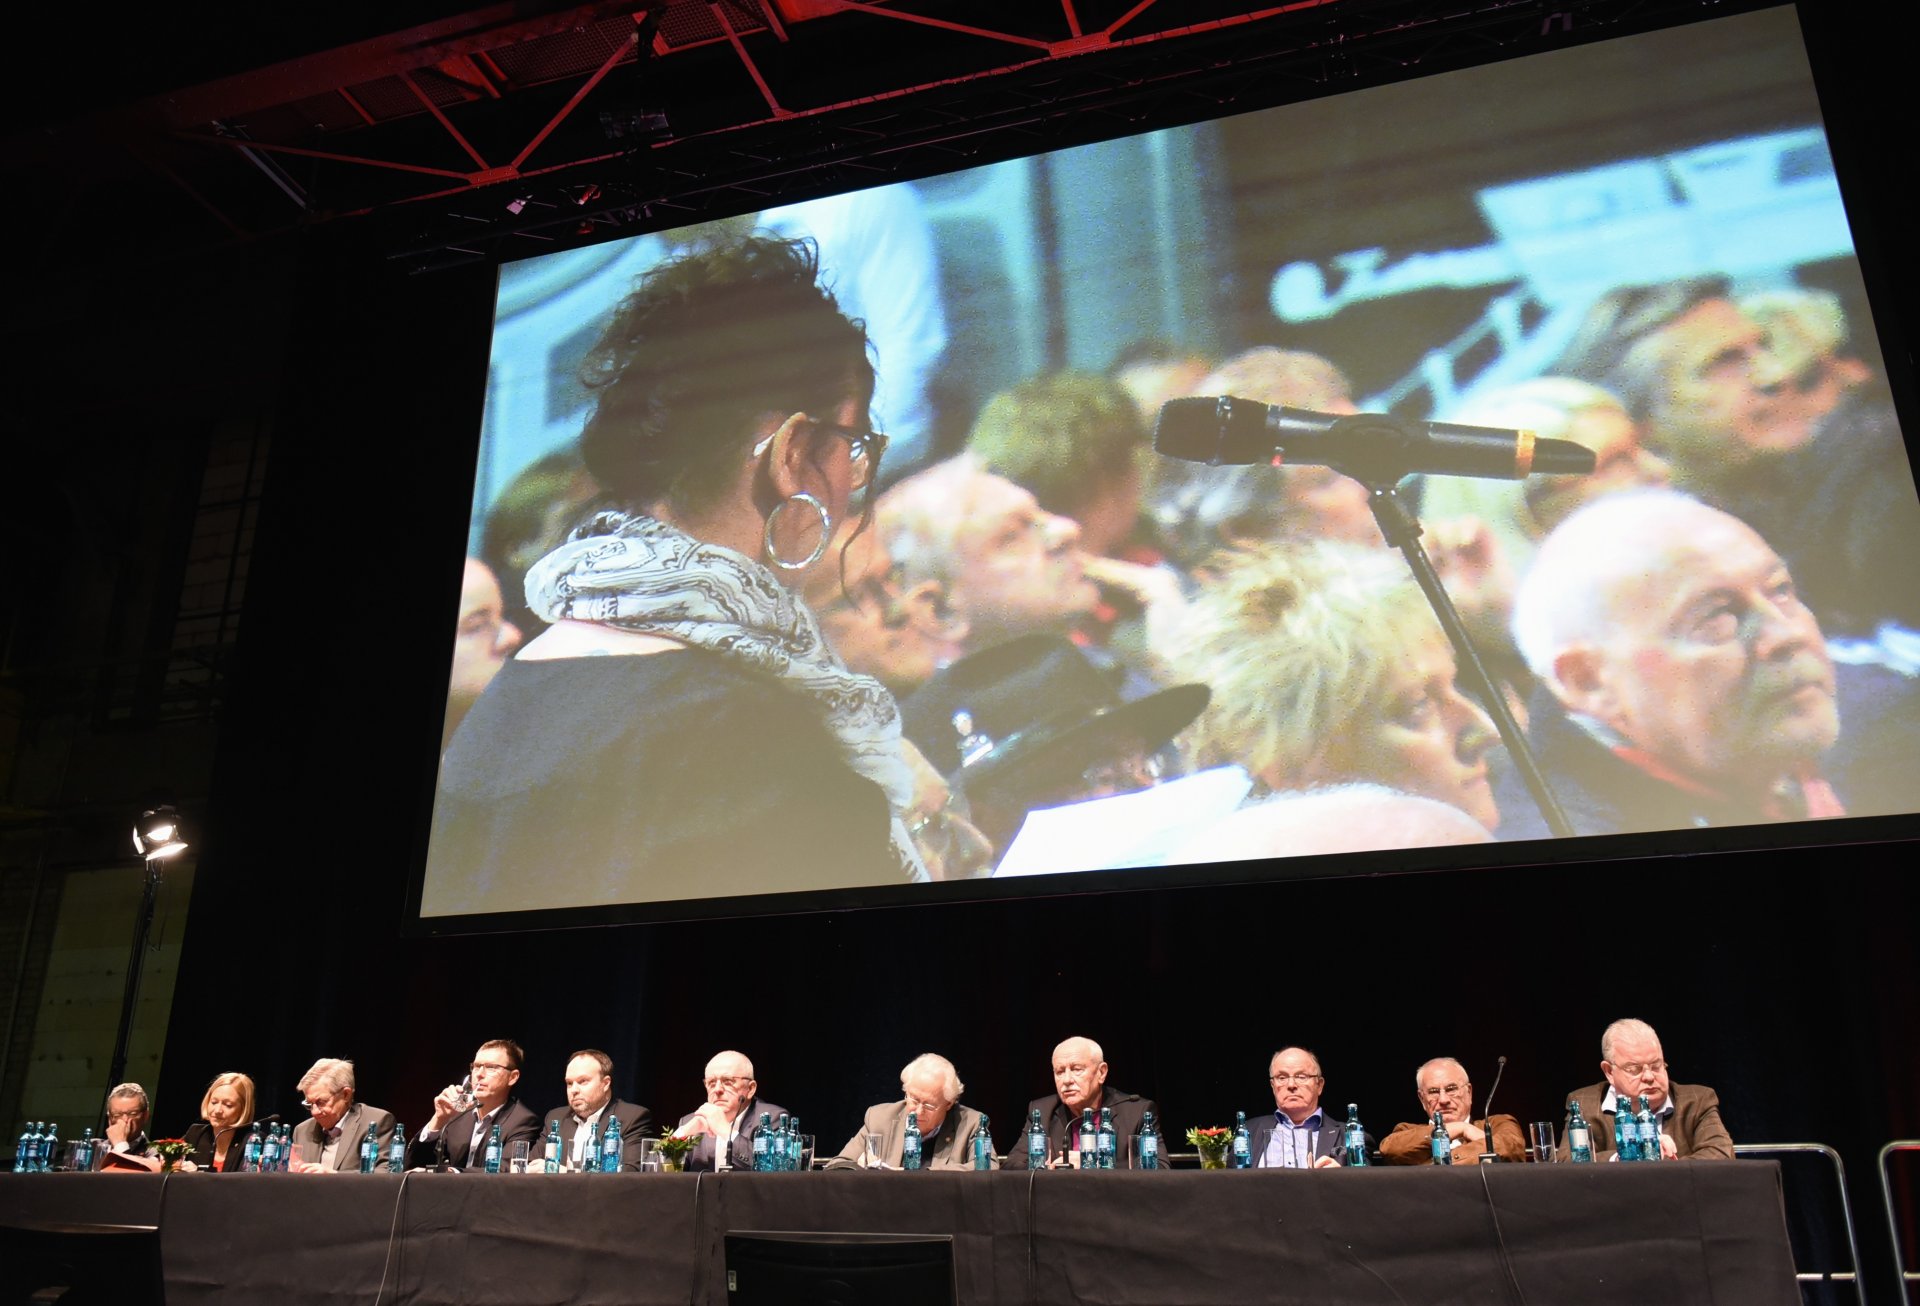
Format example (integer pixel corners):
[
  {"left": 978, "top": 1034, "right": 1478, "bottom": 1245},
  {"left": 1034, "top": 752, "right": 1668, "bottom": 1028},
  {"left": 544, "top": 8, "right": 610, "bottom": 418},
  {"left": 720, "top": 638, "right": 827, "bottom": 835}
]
[{"left": 1478, "top": 1056, "right": 1508, "bottom": 1164}]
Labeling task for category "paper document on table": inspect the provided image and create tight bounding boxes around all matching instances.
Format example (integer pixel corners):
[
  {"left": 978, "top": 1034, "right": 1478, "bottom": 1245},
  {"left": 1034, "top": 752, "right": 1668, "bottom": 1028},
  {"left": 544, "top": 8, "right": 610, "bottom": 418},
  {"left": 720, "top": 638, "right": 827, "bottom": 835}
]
[{"left": 992, "top": 766, "right": 1255, "bottom": 878}]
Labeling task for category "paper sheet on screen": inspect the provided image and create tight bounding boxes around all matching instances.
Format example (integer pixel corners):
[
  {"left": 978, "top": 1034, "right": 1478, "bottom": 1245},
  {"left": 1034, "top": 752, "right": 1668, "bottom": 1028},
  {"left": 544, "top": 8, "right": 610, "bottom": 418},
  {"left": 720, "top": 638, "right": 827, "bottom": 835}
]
[{"left": 991, "top": 766, "right": 1256, "bottom": 878}]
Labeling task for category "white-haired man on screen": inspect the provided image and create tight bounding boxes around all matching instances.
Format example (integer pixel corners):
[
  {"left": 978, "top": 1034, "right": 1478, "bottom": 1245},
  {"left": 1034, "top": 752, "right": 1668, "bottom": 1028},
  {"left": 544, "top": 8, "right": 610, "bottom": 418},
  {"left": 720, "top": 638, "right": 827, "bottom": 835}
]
[
  {"left": 1560, "top": 1018, "right": 1733, "bottom": 1161},
  {"left": 1500, "top": 490, "right": 1843, "bottom": 839}
]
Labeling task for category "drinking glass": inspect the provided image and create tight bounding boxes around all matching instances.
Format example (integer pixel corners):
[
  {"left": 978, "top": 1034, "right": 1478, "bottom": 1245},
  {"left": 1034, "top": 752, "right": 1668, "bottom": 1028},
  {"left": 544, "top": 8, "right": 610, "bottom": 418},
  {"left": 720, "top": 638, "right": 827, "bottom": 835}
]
[
  {"left": 862, "top": 1132, "right": 885, "bottom": 1169},
  {"left": 798, "top": 1135, "right": 816, "bottom": 1171},
  {"left": 1528, "top": 1121, "right": 1556, "bottom": 1164},
  {"left": 509, "top": 1140, "right": 530, "bottom": 1174},
  {"left": 635, "top": 1138, "right": 661, "bottom": 1172}
]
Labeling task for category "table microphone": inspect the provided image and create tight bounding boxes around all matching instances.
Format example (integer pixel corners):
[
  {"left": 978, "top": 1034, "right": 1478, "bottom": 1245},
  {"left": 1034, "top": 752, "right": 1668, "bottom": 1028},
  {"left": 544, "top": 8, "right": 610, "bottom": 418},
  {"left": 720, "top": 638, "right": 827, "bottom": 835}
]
[{"left": 1478, "top": 1055, "right": 1508, "bottom": 1165}]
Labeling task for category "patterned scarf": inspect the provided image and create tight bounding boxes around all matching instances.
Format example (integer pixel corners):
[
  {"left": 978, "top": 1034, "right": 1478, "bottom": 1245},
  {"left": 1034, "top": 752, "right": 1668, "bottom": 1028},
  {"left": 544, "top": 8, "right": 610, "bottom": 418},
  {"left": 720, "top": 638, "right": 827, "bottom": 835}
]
[{"left": 525, "top": 511, "right": 928, "bottom": 883}]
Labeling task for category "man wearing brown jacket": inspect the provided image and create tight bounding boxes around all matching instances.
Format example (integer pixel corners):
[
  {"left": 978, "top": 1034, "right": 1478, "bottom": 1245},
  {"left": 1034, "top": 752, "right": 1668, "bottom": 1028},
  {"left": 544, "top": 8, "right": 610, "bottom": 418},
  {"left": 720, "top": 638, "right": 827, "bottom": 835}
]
[{"left": 1559, "top": 1018, "right": 1734, "bottom": 1160}]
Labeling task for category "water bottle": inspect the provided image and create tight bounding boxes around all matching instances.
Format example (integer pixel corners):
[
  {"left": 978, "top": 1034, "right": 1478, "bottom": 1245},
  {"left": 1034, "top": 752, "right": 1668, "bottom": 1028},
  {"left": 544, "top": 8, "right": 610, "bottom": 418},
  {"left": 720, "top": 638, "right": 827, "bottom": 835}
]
[
  {"left": 483, "top": 1124, "right": 502, "bottom": 1174},
  {"left": 1637, "top": 1095, "right": 1661, "bottom": 1163},
  {"left": 242, "top": 1122, "right": 264, "bottom": 1172},
  {"left": 278, "top": 1123, "right": 293, "bottom": 1171},
  {"left": 1613, "top": 1098, "right": 1643, "bottom": 1162},
  {"left": 973, "top": 1114, "right": 994, "bottom": 1171},
  {"left": 1077, "top": 1110, "right": 1096, "bottom": 1170},
  {"left": 1026, "top": 1109, "right": 1047, "bottom": 1170},
  {"left": 15, "top": 1122, "right": 37, "bottom": 1173},
  {"left": 752, "top": 1113, "right": 772, "bottom": 1172},
  {"left": 903, "top": 1111, "right": 923, "bottom": 1170},
  {"left": 76, "top": 1126, "right": 97, "bottom": 1173},
  {"left": 1137, "top": 1111, "right": 1161, "bottom": 1171},
  {"left": 581, "top": 1120, "right": 602, "bottom": 1174},
  {"left": 1566, "top": 1101, "right": 1594, "bottom": 1163},
  {"left": 602, "top": 1115, "right": 624, "bottom": 1172},
  {"left": 389, "top": 1123, "right": 407, "bottom": 1174},
  {"left": 261, "top": 1122, "right": 283, "bottom": 1173},
  {"left": 774, "top": 1115, "right": 791, "bottom": 1173},
  {"left": 42, "top": 1123, "right": 60, "bottom": 1173},
  {"left": 543, "top": 1119, "right": 563, "bottom": 1172},
  {"left": 359, "top": 1122, "right": 378, "bottom": 1173},
  {"left": 1097, "top": 1108, "right": 1118, "bottom": 1170},
  {"left": 1230, "top": 1110, "right": 1252, "bottom": 1169},
  {"left": 1343, "top": 1104, "right": 1370, "bottom": 1166},
  {"left": 790, "top": 1117, "right": 806, "bottom": 1171},
  {"left": 1430, "top": 1110, "right": 1452, "bottom": 1165}
]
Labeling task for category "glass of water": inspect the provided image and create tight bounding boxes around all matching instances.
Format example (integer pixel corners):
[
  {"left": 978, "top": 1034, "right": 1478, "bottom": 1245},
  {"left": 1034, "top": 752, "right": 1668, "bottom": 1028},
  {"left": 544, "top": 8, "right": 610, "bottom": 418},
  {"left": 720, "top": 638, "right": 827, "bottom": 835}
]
[
  {"left": 1528, "top": 1122, "right": 1556, "bottom": 1163},
  {"left": 509, "top": 1140, "right": 530, "bottom": 1174},
  {"left": 863, "top": 1132, "right": 885, "bottom": 1169}
]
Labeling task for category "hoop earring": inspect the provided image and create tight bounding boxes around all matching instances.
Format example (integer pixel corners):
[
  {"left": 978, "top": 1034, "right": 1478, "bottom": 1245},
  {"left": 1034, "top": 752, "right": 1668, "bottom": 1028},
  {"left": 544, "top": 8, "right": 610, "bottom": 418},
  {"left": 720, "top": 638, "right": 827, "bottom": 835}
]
[{"left": 764, "top": 492, "right": 832, "bottom": 571}]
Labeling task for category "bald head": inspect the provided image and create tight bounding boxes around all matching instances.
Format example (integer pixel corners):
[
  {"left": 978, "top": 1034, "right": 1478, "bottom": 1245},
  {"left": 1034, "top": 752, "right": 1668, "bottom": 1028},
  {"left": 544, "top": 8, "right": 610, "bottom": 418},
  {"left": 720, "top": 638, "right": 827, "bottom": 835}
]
[
  {"left": 1414, "top": 1057, "right": 1474, "bottom": 1124},
  {"left": 702, "top": 1050, "right": 757, "bottom": 1120},
  {"left": 1175, "top": 786, "right": 1492, "bottom": 863},
  {"left": 1050, "top": 1036, "right": 1109, "bottom": 1113}
]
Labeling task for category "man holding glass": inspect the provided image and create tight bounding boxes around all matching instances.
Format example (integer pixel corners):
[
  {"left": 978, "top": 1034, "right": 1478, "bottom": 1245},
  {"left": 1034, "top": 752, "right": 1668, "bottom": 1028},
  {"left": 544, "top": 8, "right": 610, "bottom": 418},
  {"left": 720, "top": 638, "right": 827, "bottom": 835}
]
[
  {"left": 412, "top": 1038, "right": 540, "bottom": 1169},
  {"left": 673, "top": 1050, "right": 787, "bottom": 1171},
  {"left": 1561, "top": 1018, "right": 1734, "bottom": 1161},
  {"left": 528, "top": 1049, "right": 655, "bottom": 1172},
  {"left": 832, "top": 1053, "right": 995, "bottom": 1170},
  {"left": 1250, "top": 1047, "right": 1365, "bottom": 1168},
  {"left": 1378, "top": 1057, "right": 1526, "bottom": 1165}
]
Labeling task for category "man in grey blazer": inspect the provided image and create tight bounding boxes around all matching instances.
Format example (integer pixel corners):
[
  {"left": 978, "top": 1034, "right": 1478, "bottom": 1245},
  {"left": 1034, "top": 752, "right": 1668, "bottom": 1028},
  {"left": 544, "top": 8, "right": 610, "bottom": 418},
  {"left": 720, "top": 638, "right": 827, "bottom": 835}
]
[
  {"left": 1248, "top": 1046, "right": 1368, "bottom": 1167},
  {"left": 832, "top": 1053, "right": 996, "bottom": 1169},
  {"left": 290, "top": 1058, "right": 396, "bottom": 1173}
]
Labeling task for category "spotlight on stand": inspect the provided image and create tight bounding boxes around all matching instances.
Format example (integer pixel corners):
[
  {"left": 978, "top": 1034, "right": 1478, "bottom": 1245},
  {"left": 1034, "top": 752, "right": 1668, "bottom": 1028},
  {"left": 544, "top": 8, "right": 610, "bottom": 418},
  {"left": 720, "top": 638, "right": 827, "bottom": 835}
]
[
  {"left": 132, "top": 806, "right": 188, "bottom": 860},
  {"left": 107, "top": 807, "right": 190, "bottom": 1117}
]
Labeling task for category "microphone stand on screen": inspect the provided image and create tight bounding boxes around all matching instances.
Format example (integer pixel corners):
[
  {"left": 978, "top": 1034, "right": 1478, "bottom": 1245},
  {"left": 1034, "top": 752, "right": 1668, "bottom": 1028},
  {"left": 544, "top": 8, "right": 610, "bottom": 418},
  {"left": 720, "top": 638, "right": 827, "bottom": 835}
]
[{"left": 1154, "top": 399, "right": 1589, "bottom": 840}]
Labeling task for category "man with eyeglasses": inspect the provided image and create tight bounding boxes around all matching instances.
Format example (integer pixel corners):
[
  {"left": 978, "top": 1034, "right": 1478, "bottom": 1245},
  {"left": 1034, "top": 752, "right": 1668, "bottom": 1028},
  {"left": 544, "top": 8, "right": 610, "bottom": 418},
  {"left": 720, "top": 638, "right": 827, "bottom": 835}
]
[
  {"left": 1002, "top": 1036, "right": 1156, "bottom": 1170},
  {"left": 92, "top": 1082, "right": 155, "bottom": 1167},
  {"left": 412, "top": 1039, "right": 541, "bottom": 1170},
  {"left": 1250, "top": 1047, "right": 1368, "bottom": 1168},
  {"left": 672, "top": 1051, "right": 787, "bottom": 1172},
  {"left": 1378, "top": 1057, "right": 1526, "bottom": 1165},
  {"left": 290, "top": 1057, "right": 396, "bottom": 1173},
  {"left": 1560, "top": 1018, "right": 1733, "bottom": 1161}
]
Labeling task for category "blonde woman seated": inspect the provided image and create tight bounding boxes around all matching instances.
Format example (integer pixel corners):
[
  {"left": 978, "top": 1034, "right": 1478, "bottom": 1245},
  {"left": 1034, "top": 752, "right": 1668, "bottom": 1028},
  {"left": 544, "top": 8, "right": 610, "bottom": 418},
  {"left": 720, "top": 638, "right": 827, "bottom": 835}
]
[
  {"left": 182, "top": 1072, "right": 256, "bottom": 1172},
  {"left": 1161, "top": 541, "right": 1501, "bottom": 834}
]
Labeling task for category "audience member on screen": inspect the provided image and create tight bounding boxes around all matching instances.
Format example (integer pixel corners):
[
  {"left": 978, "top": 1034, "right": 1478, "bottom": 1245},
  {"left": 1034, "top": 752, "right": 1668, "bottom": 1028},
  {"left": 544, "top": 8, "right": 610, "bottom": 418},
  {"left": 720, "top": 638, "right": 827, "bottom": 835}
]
[
  {"left": 1559, "top": 1018, "right": 1733, "bottom": 1161},
  {"left": 1378, "top": 1057, "right": 1525, "bottom": 1165},
  {"left": 424, "top": 236, "right": 925, "bottom": 916},
  {"left": 1253, "top": 1047, "right": 1368, "bottom": 1168},
  {"left": 413, "top": 1039, "right": 539, "bottom": 1170},
  {"left": 831, "top": 1052, "right": 995, "bottom": 1170},
  {"left": 800, "top": 517, "right": 966, "bottom": 698},
  {"left": 479, "top": 446, "right": 599, "bottom": 643},
  {"left": 1160, "top": 541, "right": 1501, "bottom": 833},
  {"left": 182, "top": 1072, "right": 256, "bottom": 1172},
  {"left": 879, "top": 455, "right": 1100, "bottom": 656},
  {"left": 1001, "top": 1036, "right": 1156, "bottom": 1171},
  {"left": 673, "top": 1051, "right": 788, "bottom": 1173},
  {"left": 443, "top": 558, "right": 523, "bottom": 751},
  {"left": 1505, "top": 490, "right": 1844, "bottom": 839},
  {"left": 527, "top": 1048, "right": 655, "bottom": 1173},
  {"left": 1170, "top": 785, "right": 1492, "bottom": 865},
  {"left": 290, "top": 1058, "right": 395, "bottom": 1174}
]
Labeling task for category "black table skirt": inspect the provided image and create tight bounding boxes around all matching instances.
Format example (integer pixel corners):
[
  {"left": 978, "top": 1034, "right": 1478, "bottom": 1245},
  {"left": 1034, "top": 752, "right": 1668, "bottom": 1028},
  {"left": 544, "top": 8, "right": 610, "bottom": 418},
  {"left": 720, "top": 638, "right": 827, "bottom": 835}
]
[{"left": 0, "top": 1162, "right": 1800, "bottom": 1305}]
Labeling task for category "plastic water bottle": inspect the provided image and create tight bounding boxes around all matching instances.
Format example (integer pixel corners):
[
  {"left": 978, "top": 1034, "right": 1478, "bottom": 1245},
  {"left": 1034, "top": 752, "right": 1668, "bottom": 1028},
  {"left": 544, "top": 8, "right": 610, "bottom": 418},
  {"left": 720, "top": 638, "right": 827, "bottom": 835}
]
[
  {"left": 1343, "top": 1104, "right": 1370, "bottom": 1166},
  {"left": 903, "top": 1111, "right": 923, "bottom": 1170},
  {"left": 1637, "top": 1096, "right": 1661, "bottom": 1162},
  {"left": 1097, "top": 1108, "right": 1118, "bottom": 1170},
  {"left": 1077, "top": 1110, "right": 1096, "bottom": 1170},
  {"left": 1230, "top": 1110, "right": 1252, "bottom": 1169},
  {"left": 1566, "top": 1101, "right": 1594, "bottom": 1163},
  {"left": 242, "top": 1122, "right": 264, "bottom": 1172},
  {"left": 1430, "top": 1110, "right": 1452, "bottom": 1165},
  {"left": 261, "top": 1123, "right": 283, "bottom": 1172},
  {"left": 483, "top": 1124, "right": 502, "bottom": 1174},
  {"left": 388, "top": 1123, "right": 407, "bottom": 1174},
  {"left": 359, "top": 1122, "right": 379, "bottom": 1173},
  {"left": 1026, "top": 1109, "right": 1047, "bottom": 1170},
  {"left": 1137, "top": 1111, "right": 1161, "bottom": 1171},
  {"left": 601, "top": 1115, "right": 623, "bottom": 1173},
  {"left": 752, "top": 1113, "right": 772, "bottom": 1172},
  {"left": 973, "top": 1114, "right": 995, "bottom": 1170}
]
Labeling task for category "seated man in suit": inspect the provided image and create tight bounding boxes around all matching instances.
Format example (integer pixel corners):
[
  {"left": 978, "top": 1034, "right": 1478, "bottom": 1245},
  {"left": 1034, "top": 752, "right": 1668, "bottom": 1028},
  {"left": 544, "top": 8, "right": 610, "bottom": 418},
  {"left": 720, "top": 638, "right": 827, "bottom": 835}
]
[
  {"left": 528, "top": 1048, "right": 655, "bottom": 1172},
  {"left": 672, "top": 1050, "right": 786, "bottom": 1172},
  {"left": 91, "top": 1081, "right": 158, "bottom": 1170},
  {"left": 290, "top": 1057, "right": 396, "bottom": 1173},
  {"left": 1002, "top": 1035, "right": 1156, "bottom": 1170},
  {"left": 1378, "top": 1056, "right": 1526, "bottom": 1165},
  {"left": 1253, "top": 1046, "right": 1368, "bottom": 1168},
  {"left": 1561, "top": 1018, "right": 1734, "bottom": 1160},
  {"left": 832, "top": 1052, "right": 995, "bottom": 1170},
  {"left": 412, "top": 1038, "right": 541, "bottom": 1170}
]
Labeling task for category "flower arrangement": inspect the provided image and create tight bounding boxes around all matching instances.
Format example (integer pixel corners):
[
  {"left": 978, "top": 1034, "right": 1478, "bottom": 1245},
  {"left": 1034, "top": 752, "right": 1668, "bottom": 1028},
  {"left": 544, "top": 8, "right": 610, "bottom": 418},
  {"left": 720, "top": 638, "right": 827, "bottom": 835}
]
[
  {"left": 153, "top": 1138, "right": 195, "bottom": 1172},
  {"left": 1187, "top": 1126, "right": 1232, "bottom": 1170},
  {"left": 654, "top": 1133, "right": 697, "bottom": 1172}
]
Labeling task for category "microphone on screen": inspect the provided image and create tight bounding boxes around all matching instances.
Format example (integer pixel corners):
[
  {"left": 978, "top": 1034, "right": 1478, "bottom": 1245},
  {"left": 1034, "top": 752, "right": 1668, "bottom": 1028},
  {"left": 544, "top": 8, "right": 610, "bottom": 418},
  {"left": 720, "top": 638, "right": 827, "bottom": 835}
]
[
  {"left": 1154, "top": 396, "right": 1597, "bottom": 483},
  {"left": 1478, "top": 1055, "right": 1509, "bottom": 1165}
]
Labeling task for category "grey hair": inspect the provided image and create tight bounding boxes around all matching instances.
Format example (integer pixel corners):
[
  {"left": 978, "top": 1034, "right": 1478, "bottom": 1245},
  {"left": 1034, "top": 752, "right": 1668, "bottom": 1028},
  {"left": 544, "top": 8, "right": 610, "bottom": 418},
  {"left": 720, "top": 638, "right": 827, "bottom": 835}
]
[
  {"left": 296, "top": 1057, "right": 356, "bottom": 1098},
  {"left": 1414, "top": 1057, "right": 1468, "bottom": 1090},
  {"left": 900, "top": 1052, "right": 965, "bottom": 1102},
  {"left": 108, "top": 1082, "right": 150, "bottom": 1112},
  {"left": 1601, "top": 1018, "right": 1661, "bottom": 1063}
]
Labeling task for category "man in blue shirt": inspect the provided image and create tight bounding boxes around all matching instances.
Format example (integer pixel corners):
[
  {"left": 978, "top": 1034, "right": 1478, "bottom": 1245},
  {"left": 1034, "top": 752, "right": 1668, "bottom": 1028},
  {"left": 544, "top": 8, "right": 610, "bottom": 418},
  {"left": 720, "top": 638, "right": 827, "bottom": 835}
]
[{"left": 1249, "top": 1047, "right": 1361, "bottom": 1168}]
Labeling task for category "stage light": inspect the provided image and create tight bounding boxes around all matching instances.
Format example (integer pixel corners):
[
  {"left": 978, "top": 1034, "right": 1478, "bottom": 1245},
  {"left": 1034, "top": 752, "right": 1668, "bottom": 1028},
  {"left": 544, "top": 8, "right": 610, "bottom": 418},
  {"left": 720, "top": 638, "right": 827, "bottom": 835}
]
[{"left": 132, "top": 806, "right": 188, "bottom": 859}]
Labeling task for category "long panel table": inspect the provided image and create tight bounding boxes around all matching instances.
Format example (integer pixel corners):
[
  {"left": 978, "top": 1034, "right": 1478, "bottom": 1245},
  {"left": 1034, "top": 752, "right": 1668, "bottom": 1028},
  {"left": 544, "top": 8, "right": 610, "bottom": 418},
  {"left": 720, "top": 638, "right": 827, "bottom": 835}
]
[{"left": 0, "top": 1162, "right": 1800, "bottom": 1304}]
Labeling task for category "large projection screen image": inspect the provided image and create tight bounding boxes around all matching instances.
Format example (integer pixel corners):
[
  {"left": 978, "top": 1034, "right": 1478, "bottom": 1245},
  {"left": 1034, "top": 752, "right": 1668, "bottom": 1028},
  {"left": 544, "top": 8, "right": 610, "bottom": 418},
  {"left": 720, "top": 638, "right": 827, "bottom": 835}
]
[{"left": 421, "top": 6, "right": 1920, "bottom": 922}]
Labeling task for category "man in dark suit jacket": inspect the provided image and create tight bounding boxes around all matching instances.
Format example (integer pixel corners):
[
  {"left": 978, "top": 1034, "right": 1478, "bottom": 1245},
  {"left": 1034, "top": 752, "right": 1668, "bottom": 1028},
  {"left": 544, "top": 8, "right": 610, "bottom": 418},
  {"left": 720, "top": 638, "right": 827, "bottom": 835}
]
[
  {"left": 289, "top": 1057, "right": 397, "bottom": 1173},
  {"left": 1002, "top": 1036, "right": 1157, "bottom": 1170},
  {"left": 1559, "top": 1018, "right": 1734, "bottom": 1160},
  {"left": 529, "top": 1048, "right": 656, "bottom": 1172},
  {"left": 411, "top": 1038, "right": 542, "bottom": 1170},
  {"left": 673, "top": 1050, "right": 788, "bottom": 1171},
  {"left": 1248, "top": 1046, "right": 1370, "bottom": 1167}
]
